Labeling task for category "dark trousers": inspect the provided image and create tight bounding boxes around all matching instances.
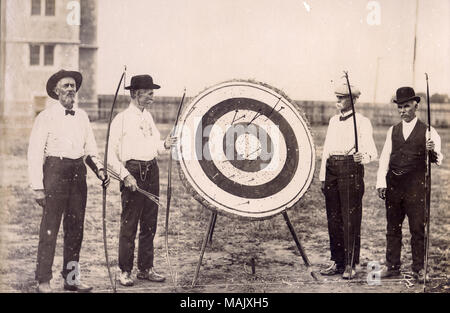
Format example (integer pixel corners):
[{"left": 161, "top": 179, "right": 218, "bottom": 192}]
[
  {"left": 119, "top": 159, "right": 159, "bottom": 273},
  {"left": 324, "top": 156, "right": 364, "bottom": 268},
  {"left": 36, "top": 157, "right": 87, "bottom": 283},
  {"left": 385, "top": 170, "right": 426, "bottom": 272}
]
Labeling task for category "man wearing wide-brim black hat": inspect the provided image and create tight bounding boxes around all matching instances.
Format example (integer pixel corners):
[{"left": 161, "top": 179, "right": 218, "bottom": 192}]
[
  {"left": 376, "top": 86, "right": 443, "bottom": 282},
  {"left": 28, "top": 69, "right": 109, "bottom": 293},
  {"left": 107, "top": 74, "right": 177, "bottom": 287}
]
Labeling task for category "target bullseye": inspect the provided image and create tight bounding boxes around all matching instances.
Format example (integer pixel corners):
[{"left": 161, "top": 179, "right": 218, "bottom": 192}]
[{"left": 235, "top": 133, "right": 260, "bottom": 160}]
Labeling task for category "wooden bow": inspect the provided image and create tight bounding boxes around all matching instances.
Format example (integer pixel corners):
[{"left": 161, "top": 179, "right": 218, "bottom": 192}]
[
  {"left": 343, "top": 71, "right": 359, "bottom": 278},
  {"left": 343, "top": 71, "right": 359, "bottom": 152},
  {"left": 424, "top": 73, "right": 432, "bottom": 290},
  {"left": 165, "top": 89, "right": 186, "bottom": 286}
]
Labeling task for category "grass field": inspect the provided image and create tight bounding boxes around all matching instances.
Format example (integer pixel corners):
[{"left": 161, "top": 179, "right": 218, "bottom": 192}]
[{"left": 0, "top": 121, "right": 449, "bottom": 293}]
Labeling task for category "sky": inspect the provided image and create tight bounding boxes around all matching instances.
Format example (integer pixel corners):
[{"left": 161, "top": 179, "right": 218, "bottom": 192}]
[{"left": 98, "top": 0, "right": 450, "bottom": 103}]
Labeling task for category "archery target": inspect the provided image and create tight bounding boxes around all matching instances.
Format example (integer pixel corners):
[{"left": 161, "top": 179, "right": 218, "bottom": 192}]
[{"left": 176, "top": 81, "right": 315, "bottom": 219}]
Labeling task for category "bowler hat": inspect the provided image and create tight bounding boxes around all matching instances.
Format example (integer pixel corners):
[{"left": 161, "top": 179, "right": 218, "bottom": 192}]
[
  {"left": 125, "top": 75, "right": 161, "bottom": 90},
  {"left": 46, "top": 70, "right": 82, "bottom": 100},
  {"left": 334, "top": 83, "right": 361, "bottom": 98},
  {"left": 393, "top": 87, "right": 421, "bottom": 104}
]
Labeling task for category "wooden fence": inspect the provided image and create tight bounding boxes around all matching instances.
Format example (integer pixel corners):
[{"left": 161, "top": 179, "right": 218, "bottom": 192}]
[
  {"left": 96, "top": 95, "right": 450, "bottom": 127},
  {"left": 97, "top": 95, "right": 189, "bottom": 123}
]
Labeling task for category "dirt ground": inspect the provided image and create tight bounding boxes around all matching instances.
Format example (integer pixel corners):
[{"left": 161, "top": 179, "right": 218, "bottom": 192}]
[{"left": 0, "top": 122, "right": 449, "bottom": 293}]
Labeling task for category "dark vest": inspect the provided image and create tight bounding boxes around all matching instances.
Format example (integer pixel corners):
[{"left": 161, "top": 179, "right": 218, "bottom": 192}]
[{"left": 389, "top": 119, "right": 427, "bottom": 174}]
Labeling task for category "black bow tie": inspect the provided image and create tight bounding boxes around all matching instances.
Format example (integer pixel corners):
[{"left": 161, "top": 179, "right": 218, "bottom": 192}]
[
  {"left": 65, "top": 109, "right": 75, "bottom": 116},
  {"left": 340, "top": 113, "right": 354, "bottom": 121}
]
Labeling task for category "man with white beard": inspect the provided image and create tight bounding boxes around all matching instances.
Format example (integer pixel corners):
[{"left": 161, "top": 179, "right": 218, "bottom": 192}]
[
  {"left": 28, "top": 70, "right": 108, "bottom": 293},
  {"left": 319, "top": 84, "right": 377, "bottom": 279}
]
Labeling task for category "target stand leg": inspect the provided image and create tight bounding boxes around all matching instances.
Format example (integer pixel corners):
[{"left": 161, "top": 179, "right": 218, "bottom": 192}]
[
  {"left": 192, "top": 211, "right": 218, "bottom": 287},
  {"left": 282, "top": 211, "right": 320, "bottom": 281},
  {"left": 208, "top": 213, "right": 217, "bottom": 246}
]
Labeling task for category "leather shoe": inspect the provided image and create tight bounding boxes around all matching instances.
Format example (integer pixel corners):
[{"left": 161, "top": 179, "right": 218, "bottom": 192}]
[
  {"left": 413, "top": 269, "right": 430, "bottom": 284},
  {"left": 342, "top": 266, "right": 356, "bottom": 280},
  {"left": 379, "top": 266, "right": 401, "bottom": 278},
  {"left": 320, "top": 262, "right": 345, "bottom": 276},
  {"left": 137, "top": 268, "right": 166, "bottom": 282},
  {"left": 64, "top": 280, "right": 93, "bottom": 293},
  {"left": 37, "top": 281, "right": 52, "bottom": 293},
  {"left": 118, "top": 271, "right": 134, "bottom": 287}
]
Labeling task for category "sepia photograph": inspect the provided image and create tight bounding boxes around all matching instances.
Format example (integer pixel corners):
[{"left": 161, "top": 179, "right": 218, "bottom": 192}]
[{"left": 0, "top": 0, "right": 449, "bottom": 300}]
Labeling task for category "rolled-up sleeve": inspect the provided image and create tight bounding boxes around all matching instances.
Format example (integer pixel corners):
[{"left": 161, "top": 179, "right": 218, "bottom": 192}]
[
  {"left": 376, "top": 126, "right": 393, "bottom": 189},
  {"left": 360, "top": 118, "right": 378, "bottom": 165},
  {"left": 83, "top": 113, "right": 103, "bottom": 170},
  {"left": 429, "top": 127, "right": 444, "bottom": 165}
]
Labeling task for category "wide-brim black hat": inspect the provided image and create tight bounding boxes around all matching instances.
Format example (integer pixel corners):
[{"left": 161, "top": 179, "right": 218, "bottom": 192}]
[
  {"left": 393, "top": 86, "right": 421, "bottom": 104},
  {"left": 46, "top": 70, "right": 82, "bottom": 100},
  {"left": 125, "top": 75, "right": 161, "bottom": 90}
]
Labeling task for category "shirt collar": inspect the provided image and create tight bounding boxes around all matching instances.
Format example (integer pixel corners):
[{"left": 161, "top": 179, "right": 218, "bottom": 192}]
[
  {"left": 340, "top": 110, "right": 353, "bottom": 118},
  {"left": 402, "top": 116, "right": 418, "bottom": 128},
  {"left": 52, "top": 102, "right": 77, "bottom": 114},
  {"left": 128, "top": 102, "right": 149, "bottom": 117}
]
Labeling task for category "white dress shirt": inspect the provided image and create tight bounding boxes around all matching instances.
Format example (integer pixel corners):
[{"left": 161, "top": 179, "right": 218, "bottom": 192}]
[
  {"left": 108, "top": 102, "right": 166, "bottom": 180},
  {"left": 27, "top": 103, "right": 101, "bottom": 190},
  {"left": 376, "top": 117, "right": 443, "bottom": 189},
  {"left": 319, "top": 111, "right": 378, "bottom": 181}
]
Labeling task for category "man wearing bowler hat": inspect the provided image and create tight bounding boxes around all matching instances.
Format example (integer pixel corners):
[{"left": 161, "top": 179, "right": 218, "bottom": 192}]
[
  {"left": 108, "top": 74, "right": 177, "bottom": 286},
  {"left": 319, "top": 83, "right": 378, "bottom": 279},
  {"left": 28, "top": 70, "right": 108, "bottom": 293},
  {"left": 376, "top": 87, "right": 443, "bottom": 282}
]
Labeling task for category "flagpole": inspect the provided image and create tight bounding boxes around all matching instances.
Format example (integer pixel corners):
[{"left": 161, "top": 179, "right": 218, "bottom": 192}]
[
  {"left": 373, "top": 57, "right": 381, "bottom": 105},
  {"left": 412, "top": 0, "right": 419, "bottom": 88}
]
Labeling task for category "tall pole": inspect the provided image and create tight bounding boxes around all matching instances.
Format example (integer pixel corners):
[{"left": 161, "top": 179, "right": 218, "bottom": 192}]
[
  {"left": 412, "top": 0, "right": 419, "bottom": 88},
  {"left": 373, "top": 57, "right": 381, "bottom": 105}
]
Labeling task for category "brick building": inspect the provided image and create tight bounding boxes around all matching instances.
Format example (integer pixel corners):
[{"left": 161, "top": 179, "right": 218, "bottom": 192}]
[{"left": 0, "top": 0, "right": 98, "bottom": 122}]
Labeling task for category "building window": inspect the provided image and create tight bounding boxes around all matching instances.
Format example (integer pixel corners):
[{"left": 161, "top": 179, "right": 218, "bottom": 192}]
[
  {"left": 44, "top": 45, "right": 55, "bottom": 66},
  {"left": 30, "top": 45, "right": 40, "bottom": 66},
  {"left": 45, "top": 0, "right": 55, "bottom": 16},
  {"left": 30, "top": 44, "right": 55, "bottom": 66},
  {"left": 31, "top": 0, "right": 41, "bottom": 15}
]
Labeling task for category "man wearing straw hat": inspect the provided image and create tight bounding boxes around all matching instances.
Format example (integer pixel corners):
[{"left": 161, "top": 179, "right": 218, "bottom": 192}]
[
  {"left": 376, "top": 87, "right": 443, "bottom": 282},
  {"left": 108, "top": 74, "right": 176, "bottom": 287},
  {"left": 319, "top": 83, "right": 378, "bottom": 279},
  {"left": 28, "top": 70, "right": 108, "bottom": 293}
]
